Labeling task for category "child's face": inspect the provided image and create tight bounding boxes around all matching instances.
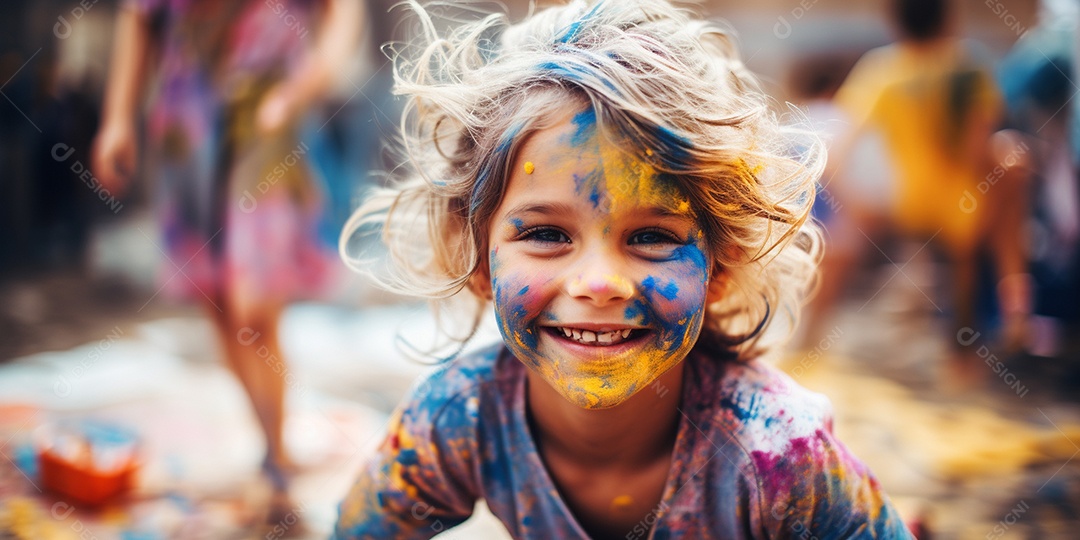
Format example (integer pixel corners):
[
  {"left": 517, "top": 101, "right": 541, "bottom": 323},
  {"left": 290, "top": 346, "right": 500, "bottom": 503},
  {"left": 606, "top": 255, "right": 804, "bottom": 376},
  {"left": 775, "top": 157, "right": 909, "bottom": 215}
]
[{"left": 485, "top": 104, "right": 717, "bottom": 409}]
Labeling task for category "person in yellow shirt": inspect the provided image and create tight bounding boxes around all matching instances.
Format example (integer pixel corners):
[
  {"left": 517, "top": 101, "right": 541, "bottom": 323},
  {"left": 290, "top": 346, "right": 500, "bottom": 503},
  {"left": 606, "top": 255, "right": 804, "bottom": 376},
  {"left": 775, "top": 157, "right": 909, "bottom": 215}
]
[{"left": 817, "top": 0, "right": 1030, "bottom": 384}]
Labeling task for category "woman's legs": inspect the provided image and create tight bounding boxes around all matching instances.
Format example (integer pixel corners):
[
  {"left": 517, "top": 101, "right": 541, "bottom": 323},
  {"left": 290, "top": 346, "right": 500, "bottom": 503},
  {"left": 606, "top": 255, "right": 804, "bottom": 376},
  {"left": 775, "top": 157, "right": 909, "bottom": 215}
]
[
  {"left": 208, "top": 296, "right": 293, "bottom": 486},
  {"left": 986, "top": 130, "right": 1033, "bottom": 352}
]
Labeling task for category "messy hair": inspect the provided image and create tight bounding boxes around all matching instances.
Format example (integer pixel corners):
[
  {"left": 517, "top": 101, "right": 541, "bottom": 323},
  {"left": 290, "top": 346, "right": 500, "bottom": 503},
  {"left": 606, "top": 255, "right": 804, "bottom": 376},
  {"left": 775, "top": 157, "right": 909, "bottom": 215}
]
[{"left": 341, "top": 0, "right": 824, "bottom": 360}]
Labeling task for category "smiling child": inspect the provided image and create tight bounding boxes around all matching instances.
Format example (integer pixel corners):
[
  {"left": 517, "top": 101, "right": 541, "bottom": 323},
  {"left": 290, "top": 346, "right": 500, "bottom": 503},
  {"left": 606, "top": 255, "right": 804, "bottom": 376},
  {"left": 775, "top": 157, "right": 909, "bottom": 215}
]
[{"left": 333, "top": 0, "right": 913, "bottom": 538}]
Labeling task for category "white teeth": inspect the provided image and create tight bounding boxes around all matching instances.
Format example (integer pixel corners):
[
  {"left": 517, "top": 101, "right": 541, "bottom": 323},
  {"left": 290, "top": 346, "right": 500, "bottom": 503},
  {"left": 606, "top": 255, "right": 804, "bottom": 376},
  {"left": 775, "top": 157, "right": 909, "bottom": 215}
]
[{"left": 554, "top": 327, "right": 637, "bottom": 346}]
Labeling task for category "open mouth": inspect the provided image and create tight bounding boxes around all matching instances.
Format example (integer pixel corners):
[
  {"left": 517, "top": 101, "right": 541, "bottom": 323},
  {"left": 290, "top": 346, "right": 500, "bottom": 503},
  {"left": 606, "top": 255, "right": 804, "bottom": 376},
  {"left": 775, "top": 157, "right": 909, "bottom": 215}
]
[{"left": 546, "top": 326, "right": 648, "bottom": 347}]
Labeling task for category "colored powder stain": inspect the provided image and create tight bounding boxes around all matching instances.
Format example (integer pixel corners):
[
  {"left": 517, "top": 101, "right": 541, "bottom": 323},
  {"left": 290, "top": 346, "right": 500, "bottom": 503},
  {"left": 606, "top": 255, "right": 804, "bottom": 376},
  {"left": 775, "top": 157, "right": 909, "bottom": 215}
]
[
  {"left": 721, "top": 392, "right": 760, "bottom": 422},
  {"left": 509, "top": 218, "right": 525, "bottom": 233},
  {"left": 589, "top": 183, "right": 603, "bottom": 209},
  {"left": 518, "top": 286, "right": 529, "bottom": 296},
  {"left": 570, "top": 107, "right": 597, "bottom": 147},
  {"left": 642, "top": 275, "right": 679, "bottom": 300},
  {"left": 610, "top": 495, "right": 634, "bottom": 513},
  {"left": 498, "top": 121, "right": 525, "bottom": 154},
  {"left": 472, "top": 122, "right": 525, "bottom": 213},
  {"left": 397, "top": 448, "right": 419, "bottom": 466},
  {"left": 554, "top": 2, "right": 600, "bottom": 43},
  {"left": 653, "top": 125, "right": 692, "bottom": 163},
  {"left": 598, "top": 143, "right": 665, "bottom": 214},
  {"left": 624, "top": 301, "right": 654, "bottom": 327},
  {"left": 572, "top": 168, "right": 603, "bottom": 205},
  {"left": 524, "top": 161, "right": 535, "bottom": 175},
  {"left": 749, "top": 450, "right": 788, "bottom": 497},
  {"left": 557, "top": 19, "right": 584, "bottom": 43},
  {"left": 672, "top": 244, "right": 708, "bottom": 275}
]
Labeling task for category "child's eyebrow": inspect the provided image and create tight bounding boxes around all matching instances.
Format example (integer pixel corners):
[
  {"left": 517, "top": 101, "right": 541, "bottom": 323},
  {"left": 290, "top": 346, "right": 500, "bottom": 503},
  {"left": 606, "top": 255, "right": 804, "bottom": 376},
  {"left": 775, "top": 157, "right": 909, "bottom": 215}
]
[
  {"left": 502, "top": 202, "right": 695, "bottom": 224},
  {"left": 501, "top": 202, "right": 577, "bottom": 219}
]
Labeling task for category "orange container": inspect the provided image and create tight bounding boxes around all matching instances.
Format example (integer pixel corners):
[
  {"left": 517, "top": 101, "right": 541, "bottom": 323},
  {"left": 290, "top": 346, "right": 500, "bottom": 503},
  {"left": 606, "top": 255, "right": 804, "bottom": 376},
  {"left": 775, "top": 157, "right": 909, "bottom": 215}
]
[{"left": 36, "top": 420, "right": 140, "bottom": 506}]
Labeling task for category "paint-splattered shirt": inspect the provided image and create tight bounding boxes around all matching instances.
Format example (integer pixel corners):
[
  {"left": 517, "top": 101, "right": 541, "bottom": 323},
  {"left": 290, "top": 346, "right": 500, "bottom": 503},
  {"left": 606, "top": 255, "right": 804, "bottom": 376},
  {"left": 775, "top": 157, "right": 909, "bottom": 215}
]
[{"left": 334, "top": 344, "right": 913, "bottom": 539}]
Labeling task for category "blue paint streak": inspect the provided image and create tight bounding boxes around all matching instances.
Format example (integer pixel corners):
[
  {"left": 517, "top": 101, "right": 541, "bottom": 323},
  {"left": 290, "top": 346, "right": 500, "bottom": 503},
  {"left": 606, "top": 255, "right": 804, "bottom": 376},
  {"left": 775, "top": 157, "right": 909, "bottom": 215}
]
[
  {"left": 571, "top": 167, "right": 604, "bottom": 209},
  {"left": 672, "top": 243, "right": 709, "bottom": 274},
  {"left": 642, "top": 275, "right": 679, "bottom": 300},
  {"left": 553, "top": 2, "right": 602, "bottom": 43},
  {"left": 589, "top": 183, "right": 603, "bottom": 208},
  {"left": 471, "top": 121, "right": 525, "bottom": 214},
  {"left": 397, "top": 448, "right": 419, "bottom": 466},
  {"left": 624, "top": 300, "right": 654, "bottom": 327},
  {"left": 536, "top": 61, "right": 619, "bottom": 93},
  {"left": 570, "top": 107, "right": 597, "bottom": 147},
  {"left": 652, "top": 127, "right": 692, "bottom": 165}
]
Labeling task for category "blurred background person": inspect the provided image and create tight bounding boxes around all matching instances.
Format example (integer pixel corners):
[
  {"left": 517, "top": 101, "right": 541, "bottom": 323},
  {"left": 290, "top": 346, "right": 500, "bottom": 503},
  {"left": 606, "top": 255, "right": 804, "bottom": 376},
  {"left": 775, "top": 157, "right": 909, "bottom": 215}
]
[
  {"left": 804, "top": 0, "right": 1030, "bottom": 386},
  {"left": 996, "top": 0, "right": 1080, "bottom": 360},
  {"left": 91, "top": 0, "right": 363, "bottom": 519}
]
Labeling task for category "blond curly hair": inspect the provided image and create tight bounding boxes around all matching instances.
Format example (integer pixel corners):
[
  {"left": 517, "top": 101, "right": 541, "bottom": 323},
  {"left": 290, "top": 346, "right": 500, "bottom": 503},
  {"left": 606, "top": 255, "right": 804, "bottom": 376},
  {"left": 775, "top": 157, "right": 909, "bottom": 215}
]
[{"left": 341, "top": 0, "right": 824, "bottom": 359}]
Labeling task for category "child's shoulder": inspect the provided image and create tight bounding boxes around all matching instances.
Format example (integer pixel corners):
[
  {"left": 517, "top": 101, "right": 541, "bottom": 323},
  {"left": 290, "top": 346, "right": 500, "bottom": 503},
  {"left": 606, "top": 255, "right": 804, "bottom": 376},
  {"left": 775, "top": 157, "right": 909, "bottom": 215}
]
[
  {"left": 400, "top": 342, "right": 518, "bottom": 425},
  {"left": 689, "top": 353, "right": 835, "bottom": 455}
]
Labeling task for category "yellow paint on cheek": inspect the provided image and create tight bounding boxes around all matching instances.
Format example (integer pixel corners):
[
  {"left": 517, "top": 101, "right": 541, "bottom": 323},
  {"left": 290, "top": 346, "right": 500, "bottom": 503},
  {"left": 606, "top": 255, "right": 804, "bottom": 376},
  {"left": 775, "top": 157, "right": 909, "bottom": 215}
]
[{"left": 524, "top": 161, "right": 535, "bottom": 175}]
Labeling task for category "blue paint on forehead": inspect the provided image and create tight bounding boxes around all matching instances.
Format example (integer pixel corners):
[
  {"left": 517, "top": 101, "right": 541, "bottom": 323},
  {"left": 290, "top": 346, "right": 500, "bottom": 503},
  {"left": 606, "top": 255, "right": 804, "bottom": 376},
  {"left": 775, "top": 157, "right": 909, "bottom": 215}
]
[
  {"left": 589, "top": 184, "right": 603, "bottom": 209},
  {"left": 570, "top": 107, "right": 597, "bottom": 147}
]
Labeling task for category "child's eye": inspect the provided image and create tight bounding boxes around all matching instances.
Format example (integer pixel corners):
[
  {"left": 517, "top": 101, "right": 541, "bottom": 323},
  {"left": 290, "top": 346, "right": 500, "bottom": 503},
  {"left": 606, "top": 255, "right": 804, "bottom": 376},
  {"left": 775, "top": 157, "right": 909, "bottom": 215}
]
[
  {"left": 520, "top": 227, "right": 570, "bottom": 244},
  {"left": 628, "top": 228, "right": 681, "bottom": 246}
]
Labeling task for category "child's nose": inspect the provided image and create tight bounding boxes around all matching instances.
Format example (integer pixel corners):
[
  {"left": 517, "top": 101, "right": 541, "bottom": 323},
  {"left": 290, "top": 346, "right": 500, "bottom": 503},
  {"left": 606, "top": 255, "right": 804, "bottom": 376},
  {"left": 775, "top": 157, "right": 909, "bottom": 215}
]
[{"left": 566, "top": 268, "right": 635, "bottom": 305}]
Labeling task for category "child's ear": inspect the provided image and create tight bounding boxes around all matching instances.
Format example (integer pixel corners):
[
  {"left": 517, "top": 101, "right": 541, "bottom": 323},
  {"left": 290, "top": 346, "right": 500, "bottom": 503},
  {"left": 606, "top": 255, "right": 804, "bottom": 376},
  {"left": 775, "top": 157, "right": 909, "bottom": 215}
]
[
  {"left": 468, "top": 257, "right": 494, "bottom": 301},
  {"left": 705, "top": 267, "right": 728, "bottom": 305}
]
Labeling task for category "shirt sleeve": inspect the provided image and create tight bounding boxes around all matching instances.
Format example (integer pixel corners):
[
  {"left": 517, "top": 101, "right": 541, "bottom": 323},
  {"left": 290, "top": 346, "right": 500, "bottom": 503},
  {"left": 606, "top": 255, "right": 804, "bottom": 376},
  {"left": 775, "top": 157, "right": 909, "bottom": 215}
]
[{"left": 333, "top": 384, "right": 480, "bottom": 540}]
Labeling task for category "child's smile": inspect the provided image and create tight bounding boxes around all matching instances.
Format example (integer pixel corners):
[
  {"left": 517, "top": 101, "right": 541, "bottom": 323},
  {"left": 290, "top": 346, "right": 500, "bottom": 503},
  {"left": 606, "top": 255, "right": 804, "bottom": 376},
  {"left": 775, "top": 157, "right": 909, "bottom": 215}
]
[{"left": 486, "top": 103, "right": 717, "bottom": 409}]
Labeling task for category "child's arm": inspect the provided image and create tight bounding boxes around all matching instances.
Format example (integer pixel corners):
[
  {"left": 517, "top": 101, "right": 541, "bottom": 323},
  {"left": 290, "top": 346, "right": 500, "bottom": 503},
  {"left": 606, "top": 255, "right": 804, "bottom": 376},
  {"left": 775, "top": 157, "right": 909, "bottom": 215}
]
[
  {"left": 256, "top": 0, "right": 363, "bottom": 133},
  {"left": 92, "top": 3, "right": 153, "bottom": 196},
  {"left": 333, "top": 391, "right": 480, "bottom": 539}
]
